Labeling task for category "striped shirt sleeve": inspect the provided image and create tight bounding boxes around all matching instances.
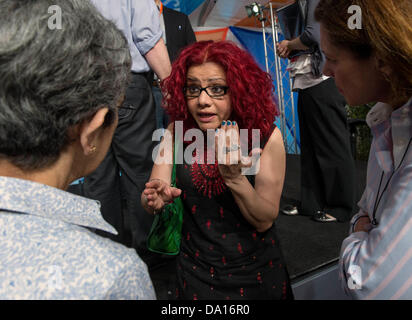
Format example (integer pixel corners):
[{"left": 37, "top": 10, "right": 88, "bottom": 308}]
[{"left": 340, "top": 162, "right": 412, "bottom": 299}]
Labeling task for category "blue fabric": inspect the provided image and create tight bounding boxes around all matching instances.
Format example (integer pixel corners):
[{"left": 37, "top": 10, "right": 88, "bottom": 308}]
[
  {"left": 230, "top": 26, "right": 300, "bottom": 154},
  {"left": 70, "top": 177, "right": 84, "bottom": 185},
  {"left": 0, "top": 177, "right": 155, "bottom": 299},
  {"left": 163, "top": 0, "right": 205, "bottom": 15}
]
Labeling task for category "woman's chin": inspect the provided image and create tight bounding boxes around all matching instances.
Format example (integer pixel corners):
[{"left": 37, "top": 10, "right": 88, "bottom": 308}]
[{"left": 196, "top": 120, "right": 219, "bottom": 131}]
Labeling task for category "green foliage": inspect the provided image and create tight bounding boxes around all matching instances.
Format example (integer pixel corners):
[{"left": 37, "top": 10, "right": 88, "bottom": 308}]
[
  {"left": 346, "top": 103, "right": 374, "bottom": 120},
  {"left": 346, "top": 103, "right": 375, "bottom": 161}
]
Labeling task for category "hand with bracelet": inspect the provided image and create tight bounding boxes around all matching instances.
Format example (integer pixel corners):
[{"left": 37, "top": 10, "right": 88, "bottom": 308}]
[{"left": 142, "top": 178, "right": 182, "bottom": 215}]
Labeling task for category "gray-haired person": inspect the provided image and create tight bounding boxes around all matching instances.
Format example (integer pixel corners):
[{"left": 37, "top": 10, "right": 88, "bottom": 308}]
[
  {"left": 84, "top": 0, "right": 172, "bottom": 272},
  {"left": 0, "top": 0, "right": 155, "bottom": 299}
]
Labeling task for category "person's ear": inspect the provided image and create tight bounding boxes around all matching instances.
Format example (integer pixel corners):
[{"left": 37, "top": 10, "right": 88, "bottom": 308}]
[{"left": 79, "top": 108, "right": 110, "bottom": 156}]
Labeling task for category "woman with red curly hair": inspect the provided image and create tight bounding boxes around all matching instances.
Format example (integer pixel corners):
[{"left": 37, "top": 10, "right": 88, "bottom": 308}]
[{"left": 142, "top": 41, "right": 293, "bottom": 300}]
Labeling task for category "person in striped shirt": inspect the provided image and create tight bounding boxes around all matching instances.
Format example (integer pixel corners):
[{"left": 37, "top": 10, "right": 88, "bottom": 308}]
[{"left": 315, "top": 0, "right": 412, "bottom": 299}]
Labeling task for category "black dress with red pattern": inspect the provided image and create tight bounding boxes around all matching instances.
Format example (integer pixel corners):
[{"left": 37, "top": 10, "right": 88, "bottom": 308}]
[{"left": 174, "top": 143, "right": 293, "bottom": 300}]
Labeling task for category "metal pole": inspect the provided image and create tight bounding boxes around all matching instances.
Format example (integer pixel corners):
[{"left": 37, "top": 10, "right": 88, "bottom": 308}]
[
  {"left": 289, "top": 77, "right": 298, "bottom": 154},
  {"left": 272, "top": 11, "right": 287, "bottom": 149},
  {"left": 269, "top": 4, "right": 285, "bottom": 144},
  {"left": 261, "top": 18, "right": 269, "bottom": 73}
]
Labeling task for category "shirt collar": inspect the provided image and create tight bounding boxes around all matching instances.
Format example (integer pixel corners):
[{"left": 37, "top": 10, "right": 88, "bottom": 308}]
[
  {"left": 0, "top": 176, "right": 117, "bottom": 235},
  {"left": 366, "top": 102, "right": 393, "bottom": 128},
  {"left": 391, "top": 97, "right": 412, "bottom": 168},
  {"left": 366, "top": 97, "right": 412, "bottom": 171}
]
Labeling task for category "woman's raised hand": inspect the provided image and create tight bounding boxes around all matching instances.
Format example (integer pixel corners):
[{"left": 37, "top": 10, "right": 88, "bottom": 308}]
[
  {"left": 143, "top": 179, "right": 182, "bottom": 214},
  {"left": 215, "top": 120, "right": 262, "bottom": 183}
]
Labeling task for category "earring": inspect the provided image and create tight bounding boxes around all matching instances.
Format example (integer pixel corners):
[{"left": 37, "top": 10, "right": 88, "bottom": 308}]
[{"left": 90, "top": 145, "right": 97, "bottom": 154}]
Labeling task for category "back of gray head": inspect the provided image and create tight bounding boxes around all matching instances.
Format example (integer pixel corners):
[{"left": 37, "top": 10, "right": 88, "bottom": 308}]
[{"left": 0, "top": 0, "right": 132, "bottom": 170}]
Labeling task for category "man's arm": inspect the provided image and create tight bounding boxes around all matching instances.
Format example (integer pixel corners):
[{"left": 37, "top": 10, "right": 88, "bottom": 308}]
[
  {"left": 276, "top": 0, "right": 319, "bottom": 58},
  {"left": 299, "top": 0, "right": 321, "bottom": 48},
  {"left": 144, "top": 38, "right": 172, "bottom": 81},
  {"left": 129, "top": 0, "right": 171, "bottom": 79}
]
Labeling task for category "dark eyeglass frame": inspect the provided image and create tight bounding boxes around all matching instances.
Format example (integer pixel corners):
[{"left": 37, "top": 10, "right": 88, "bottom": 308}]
[{"left": 183, "top": 85, "right": 229, "bottom": 98}]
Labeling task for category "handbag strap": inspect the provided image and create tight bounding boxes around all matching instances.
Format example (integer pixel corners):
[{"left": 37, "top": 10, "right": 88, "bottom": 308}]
[{"left": 171, "top": 138, "right": 177, "bottom": 187}]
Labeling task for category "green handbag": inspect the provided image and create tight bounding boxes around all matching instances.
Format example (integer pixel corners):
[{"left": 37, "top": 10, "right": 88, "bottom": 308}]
[{"left": 147, "top": 142, "right": 183, "bottom": 255}]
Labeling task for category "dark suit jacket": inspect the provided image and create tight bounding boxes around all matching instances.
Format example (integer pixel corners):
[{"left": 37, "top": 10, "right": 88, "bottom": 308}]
[{"left": 163, "top": 6, "right": 196, "bottom": 62}]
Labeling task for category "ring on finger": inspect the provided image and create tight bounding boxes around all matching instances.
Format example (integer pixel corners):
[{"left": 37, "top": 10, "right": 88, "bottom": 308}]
[{"left": 224, "top": 145, "right": 240, "bottom": 153}]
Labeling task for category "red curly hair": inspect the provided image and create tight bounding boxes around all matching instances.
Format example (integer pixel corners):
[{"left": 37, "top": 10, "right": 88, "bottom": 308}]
[{"left": 161, "top": 40, "right": 279, "bottom": 142}]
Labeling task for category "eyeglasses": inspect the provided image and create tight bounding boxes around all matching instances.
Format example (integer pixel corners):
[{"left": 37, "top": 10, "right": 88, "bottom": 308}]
[{"left": 183, "top": 85, "right": 229, "bottom": 98}]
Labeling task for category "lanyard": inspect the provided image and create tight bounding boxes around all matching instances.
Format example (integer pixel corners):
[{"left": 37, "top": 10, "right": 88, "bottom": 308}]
[
  {"left": 158, "top": 2, "right": 163, "bottom": 16},
  {"left": 372, "top": 137, "right": 412, "bottom": 226}
]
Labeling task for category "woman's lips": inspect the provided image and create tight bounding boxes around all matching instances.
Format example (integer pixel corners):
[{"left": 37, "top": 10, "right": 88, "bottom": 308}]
[{"left": 198, "top": 113, "right": 216, "bottom": 122}]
